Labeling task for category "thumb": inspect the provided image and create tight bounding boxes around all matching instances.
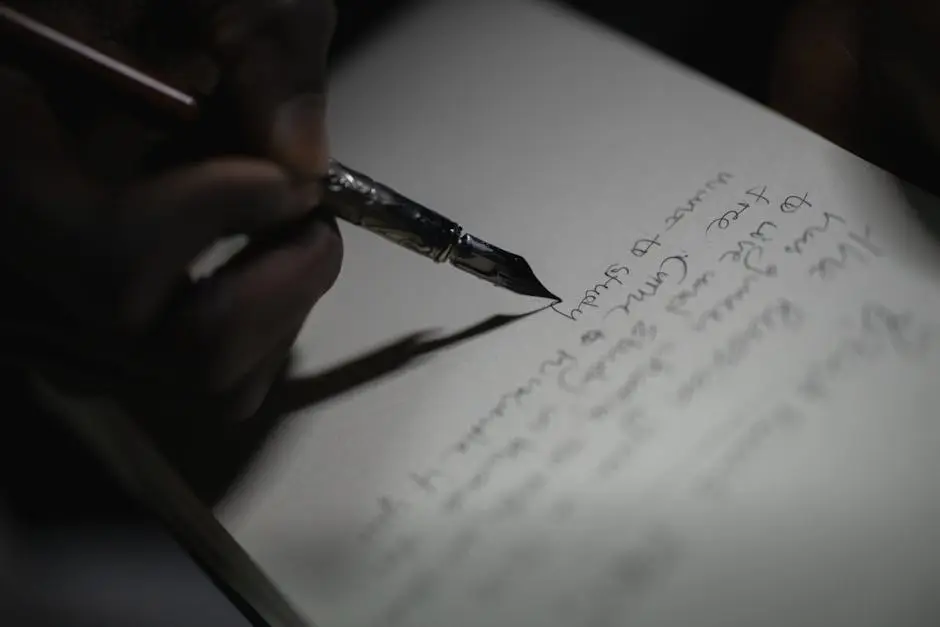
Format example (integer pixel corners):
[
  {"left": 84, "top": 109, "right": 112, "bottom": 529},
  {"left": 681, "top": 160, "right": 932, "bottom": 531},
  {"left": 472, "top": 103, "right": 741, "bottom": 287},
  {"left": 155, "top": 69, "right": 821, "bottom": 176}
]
[{"left": 188, "top": 0, "right": 336, "bottom": 195}]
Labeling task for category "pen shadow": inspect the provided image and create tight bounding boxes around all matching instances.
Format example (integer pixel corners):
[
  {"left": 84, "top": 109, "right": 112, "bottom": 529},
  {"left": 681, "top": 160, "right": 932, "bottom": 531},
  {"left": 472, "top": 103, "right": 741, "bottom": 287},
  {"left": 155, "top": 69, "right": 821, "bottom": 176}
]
[
  {"left": 221, "top": 304, "right": 552, "bottom": 505},
  {"left": 262, "top": 308, "right": 545, "bottom": 420},
  {"left": 266, "top": 304, "right": 550, "bottom": 417}
]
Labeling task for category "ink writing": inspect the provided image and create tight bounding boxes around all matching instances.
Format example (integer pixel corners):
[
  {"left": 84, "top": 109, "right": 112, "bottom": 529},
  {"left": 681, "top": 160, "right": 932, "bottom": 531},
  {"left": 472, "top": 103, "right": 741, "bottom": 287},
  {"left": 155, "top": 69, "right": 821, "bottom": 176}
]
[
  {"left": 552, "top": 233, "right": 671, "bottom": 321},
  {"left": 704, "top": 186, "right": 770, "bottom": 234},
  {"left": 695, "top": 403, "right": 804, "bottom": 499},
  {"left": 675, "top": 298, "right": 805, "bottom": 405},
  {"left": 798, "top": 302, "right": 940, "bottom": 400},
  {"left": 666, "top": 270, "right": 716, "bottom": 317},
  {"left": 551, "top": 264, "right": 631, "bottom": 321},
  {"left": 780, "top": 192, "right": 812, "bottom": 214},
  {"left": 692, "top": 274, "right": 763, "bottom": 331},
  {"left": 664, "top": 172, "right": 734, "bottom": 230},
  {"left": 784, "top": 212, "right": 846, "bottom": 255},
  {"left": 558, "top": 321, "right": 657, "bottom": 395},
  {"left": 807, "top": 226, "right": 883, "bottom": 280},
  {"left": 605, "top": 254, "right": 689, "bottom": 319},
  {"left": 447, "top": 350, "right": 577, "bottom": 456}
]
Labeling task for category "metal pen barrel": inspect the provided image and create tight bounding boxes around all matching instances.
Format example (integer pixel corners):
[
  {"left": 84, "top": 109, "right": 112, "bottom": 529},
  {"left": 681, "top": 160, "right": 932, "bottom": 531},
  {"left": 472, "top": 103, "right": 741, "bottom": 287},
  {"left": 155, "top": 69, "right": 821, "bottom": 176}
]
[
  {"left": 0, "top": 3, "right": 557, "bottom": 300},
  {"left": 325, "top": 160, "right": 463, "bottom": 263}
]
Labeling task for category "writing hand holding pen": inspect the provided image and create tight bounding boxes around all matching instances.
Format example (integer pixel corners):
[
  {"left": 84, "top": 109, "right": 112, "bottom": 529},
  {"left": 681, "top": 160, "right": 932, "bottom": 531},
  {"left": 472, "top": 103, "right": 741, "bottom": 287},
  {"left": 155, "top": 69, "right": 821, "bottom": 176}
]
[{"left": 0, "top": 0, "right": 343, "bottom": 434}]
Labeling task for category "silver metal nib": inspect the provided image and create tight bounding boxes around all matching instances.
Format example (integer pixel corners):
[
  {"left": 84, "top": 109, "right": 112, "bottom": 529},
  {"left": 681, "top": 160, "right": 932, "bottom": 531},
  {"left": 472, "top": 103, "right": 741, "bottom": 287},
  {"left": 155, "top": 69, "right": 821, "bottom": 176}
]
[
  {"left": 325, "top": 160, "right": 557, "bottom": 300},
  {"left": 447, "top": 232, "right": 559, "bottom": 300}
]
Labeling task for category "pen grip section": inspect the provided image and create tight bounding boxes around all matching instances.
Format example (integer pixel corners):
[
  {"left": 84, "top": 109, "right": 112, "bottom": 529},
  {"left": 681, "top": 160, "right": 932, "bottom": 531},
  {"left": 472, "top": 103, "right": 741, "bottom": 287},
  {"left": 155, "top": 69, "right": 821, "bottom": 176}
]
[{"left": 324, "top": 160, "right": 461, "bottom": 262}]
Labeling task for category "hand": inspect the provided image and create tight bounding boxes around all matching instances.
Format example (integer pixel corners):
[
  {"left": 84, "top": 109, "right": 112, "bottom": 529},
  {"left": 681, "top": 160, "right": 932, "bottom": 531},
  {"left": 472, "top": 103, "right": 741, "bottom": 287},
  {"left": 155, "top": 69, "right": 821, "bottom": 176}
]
[
  {"left": 771, "top": 0, "right": 940, "bottom": 194},
  {"left": 0, "top": 2, "right": 342, "bottom": 436}
]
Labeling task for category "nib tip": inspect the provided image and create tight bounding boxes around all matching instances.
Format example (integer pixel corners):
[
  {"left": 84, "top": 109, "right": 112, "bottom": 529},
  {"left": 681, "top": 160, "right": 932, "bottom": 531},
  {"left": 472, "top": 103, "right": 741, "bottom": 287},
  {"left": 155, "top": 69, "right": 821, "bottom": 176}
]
[
  {"left": 449, "top": 232, "right": 560, "bottom": 301},
  {"left": 527, "top": 280, "right": 560, "bottom": 301},
  {"left": 504, "top": 255, "right": 559, "bottom": 301},
  {"left": 509, "top": 260, "right": 559, "bottom": 301}
]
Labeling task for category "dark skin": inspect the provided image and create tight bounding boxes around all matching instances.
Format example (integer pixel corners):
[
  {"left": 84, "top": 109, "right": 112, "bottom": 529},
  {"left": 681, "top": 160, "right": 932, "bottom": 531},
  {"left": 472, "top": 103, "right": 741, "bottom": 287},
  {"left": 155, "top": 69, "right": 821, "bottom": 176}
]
[
  {"left": 2, "top": 0, "right": 940, "bottom": 510},
  {"left": 0, "top": 0, "right": 342, "bottom": 433}
]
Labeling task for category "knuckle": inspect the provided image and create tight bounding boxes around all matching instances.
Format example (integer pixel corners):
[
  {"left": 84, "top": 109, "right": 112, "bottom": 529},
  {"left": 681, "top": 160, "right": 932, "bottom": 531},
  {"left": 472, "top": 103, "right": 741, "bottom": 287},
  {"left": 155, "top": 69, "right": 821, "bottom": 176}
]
[
  {"left": 300, "top": 218, "right": 344, "bottom": 296},
  {"left": 174, "top": 284, "right": 258, "bottom": 392},
  {"left": 174, "top": 310, "right": 238, "bottom": 391},
  {"left": 317, "top": 222, "right": 344, "bottom": 291}
]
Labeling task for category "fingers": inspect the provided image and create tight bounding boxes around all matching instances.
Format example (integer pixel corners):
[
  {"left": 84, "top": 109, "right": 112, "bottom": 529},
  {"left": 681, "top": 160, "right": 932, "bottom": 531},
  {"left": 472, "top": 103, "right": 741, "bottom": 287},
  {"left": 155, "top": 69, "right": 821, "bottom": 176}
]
[
  {"left": 116, "top": 157, "right": 311, "bottom": 329},
  {"left": 188, "top": 0, "right": 337, "bottom": 192},
  {"left": 221, "top": 334, "right": 296, "bottom": 422},
  {"left": 157, "top": 210, "right": 342, "bottom": 397},
  {"left": 0, "top": 4, "right": 343, "bottom": 428}
]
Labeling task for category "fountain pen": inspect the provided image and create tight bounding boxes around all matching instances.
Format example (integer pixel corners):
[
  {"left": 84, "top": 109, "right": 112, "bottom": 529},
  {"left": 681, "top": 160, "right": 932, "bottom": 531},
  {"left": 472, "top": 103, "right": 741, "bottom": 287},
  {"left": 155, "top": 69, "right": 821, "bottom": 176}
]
[{"left": 0, "top": 4, "right": 558, "bottom": 301}]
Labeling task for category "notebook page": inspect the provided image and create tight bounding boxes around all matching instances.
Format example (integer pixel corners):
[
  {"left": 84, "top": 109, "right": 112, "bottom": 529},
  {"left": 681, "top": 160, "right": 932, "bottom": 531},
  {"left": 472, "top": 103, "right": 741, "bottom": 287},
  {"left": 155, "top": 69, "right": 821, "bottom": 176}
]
[{"left": 220, "top": 1, "right": 940, "bottom": 625}]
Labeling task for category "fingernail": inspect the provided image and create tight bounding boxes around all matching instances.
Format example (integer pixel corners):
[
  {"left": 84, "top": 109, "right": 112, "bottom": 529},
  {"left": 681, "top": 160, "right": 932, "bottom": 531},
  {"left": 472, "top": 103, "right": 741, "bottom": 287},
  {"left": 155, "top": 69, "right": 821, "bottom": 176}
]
[{"left": 269, "top": 92, "right": 330, "bottom": 182}]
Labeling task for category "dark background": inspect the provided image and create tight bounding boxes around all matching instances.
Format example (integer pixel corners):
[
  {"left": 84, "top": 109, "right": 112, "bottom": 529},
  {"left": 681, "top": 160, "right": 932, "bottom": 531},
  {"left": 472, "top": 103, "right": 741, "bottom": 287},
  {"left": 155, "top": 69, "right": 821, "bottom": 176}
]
[{"left": 330, "top": 0, "right": 796, "bottom": 106}]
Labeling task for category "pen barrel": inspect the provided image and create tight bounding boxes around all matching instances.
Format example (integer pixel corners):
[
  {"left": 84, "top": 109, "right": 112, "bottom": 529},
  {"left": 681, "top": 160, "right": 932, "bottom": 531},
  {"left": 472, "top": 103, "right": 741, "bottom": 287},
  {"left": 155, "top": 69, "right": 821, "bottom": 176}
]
[{"left": 324, "top": 160, "right": 461, "bottom": 262}]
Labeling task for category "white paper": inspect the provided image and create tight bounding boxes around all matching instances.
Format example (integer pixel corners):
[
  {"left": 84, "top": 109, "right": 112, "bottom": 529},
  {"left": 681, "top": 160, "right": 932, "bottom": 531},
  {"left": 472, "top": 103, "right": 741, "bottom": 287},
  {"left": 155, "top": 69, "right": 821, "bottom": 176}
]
[{"left": 220, "top": 1, "right": 940, "bottom": 625}]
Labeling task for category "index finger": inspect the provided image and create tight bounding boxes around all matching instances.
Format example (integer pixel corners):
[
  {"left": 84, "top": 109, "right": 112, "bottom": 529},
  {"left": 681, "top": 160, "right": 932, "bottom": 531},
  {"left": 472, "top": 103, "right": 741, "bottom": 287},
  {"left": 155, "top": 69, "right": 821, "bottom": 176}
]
[{"left": 114, "top": 157, "right": 310, "bottom": 330}]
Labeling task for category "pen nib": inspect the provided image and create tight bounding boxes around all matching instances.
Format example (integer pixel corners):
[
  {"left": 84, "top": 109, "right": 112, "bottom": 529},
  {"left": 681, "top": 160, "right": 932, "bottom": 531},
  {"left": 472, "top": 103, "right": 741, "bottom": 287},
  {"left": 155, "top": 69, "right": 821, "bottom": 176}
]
[{"left": 448, "top": 232, "right": 559, "bottom": 301}]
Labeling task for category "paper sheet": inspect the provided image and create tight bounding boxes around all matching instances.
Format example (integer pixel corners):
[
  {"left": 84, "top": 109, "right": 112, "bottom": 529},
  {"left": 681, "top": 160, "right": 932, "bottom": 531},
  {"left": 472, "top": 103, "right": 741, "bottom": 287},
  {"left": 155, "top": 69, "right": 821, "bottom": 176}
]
[{"left": 220, "top": 1, "right": 940, "bottom": 625}]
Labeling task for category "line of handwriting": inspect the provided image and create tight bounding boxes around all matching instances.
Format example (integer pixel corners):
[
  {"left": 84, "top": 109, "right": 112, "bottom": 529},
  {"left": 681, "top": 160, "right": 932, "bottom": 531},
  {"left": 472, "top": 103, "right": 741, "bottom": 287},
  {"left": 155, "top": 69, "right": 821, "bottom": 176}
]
[
  {"left": 798, "top": 301, "right": 940, "bottom": 400},
  {"left": 704, "top": 185, "right": 770, "bottom": 234},
  {"left": 665, "top": 172, "right": 734, "bottom": 230},
  {"left": 674, "top": 298, "right": 806, "bottom": 406},
  {"left": 807, "top": 225, "right": 884, "bottom": 280}
]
